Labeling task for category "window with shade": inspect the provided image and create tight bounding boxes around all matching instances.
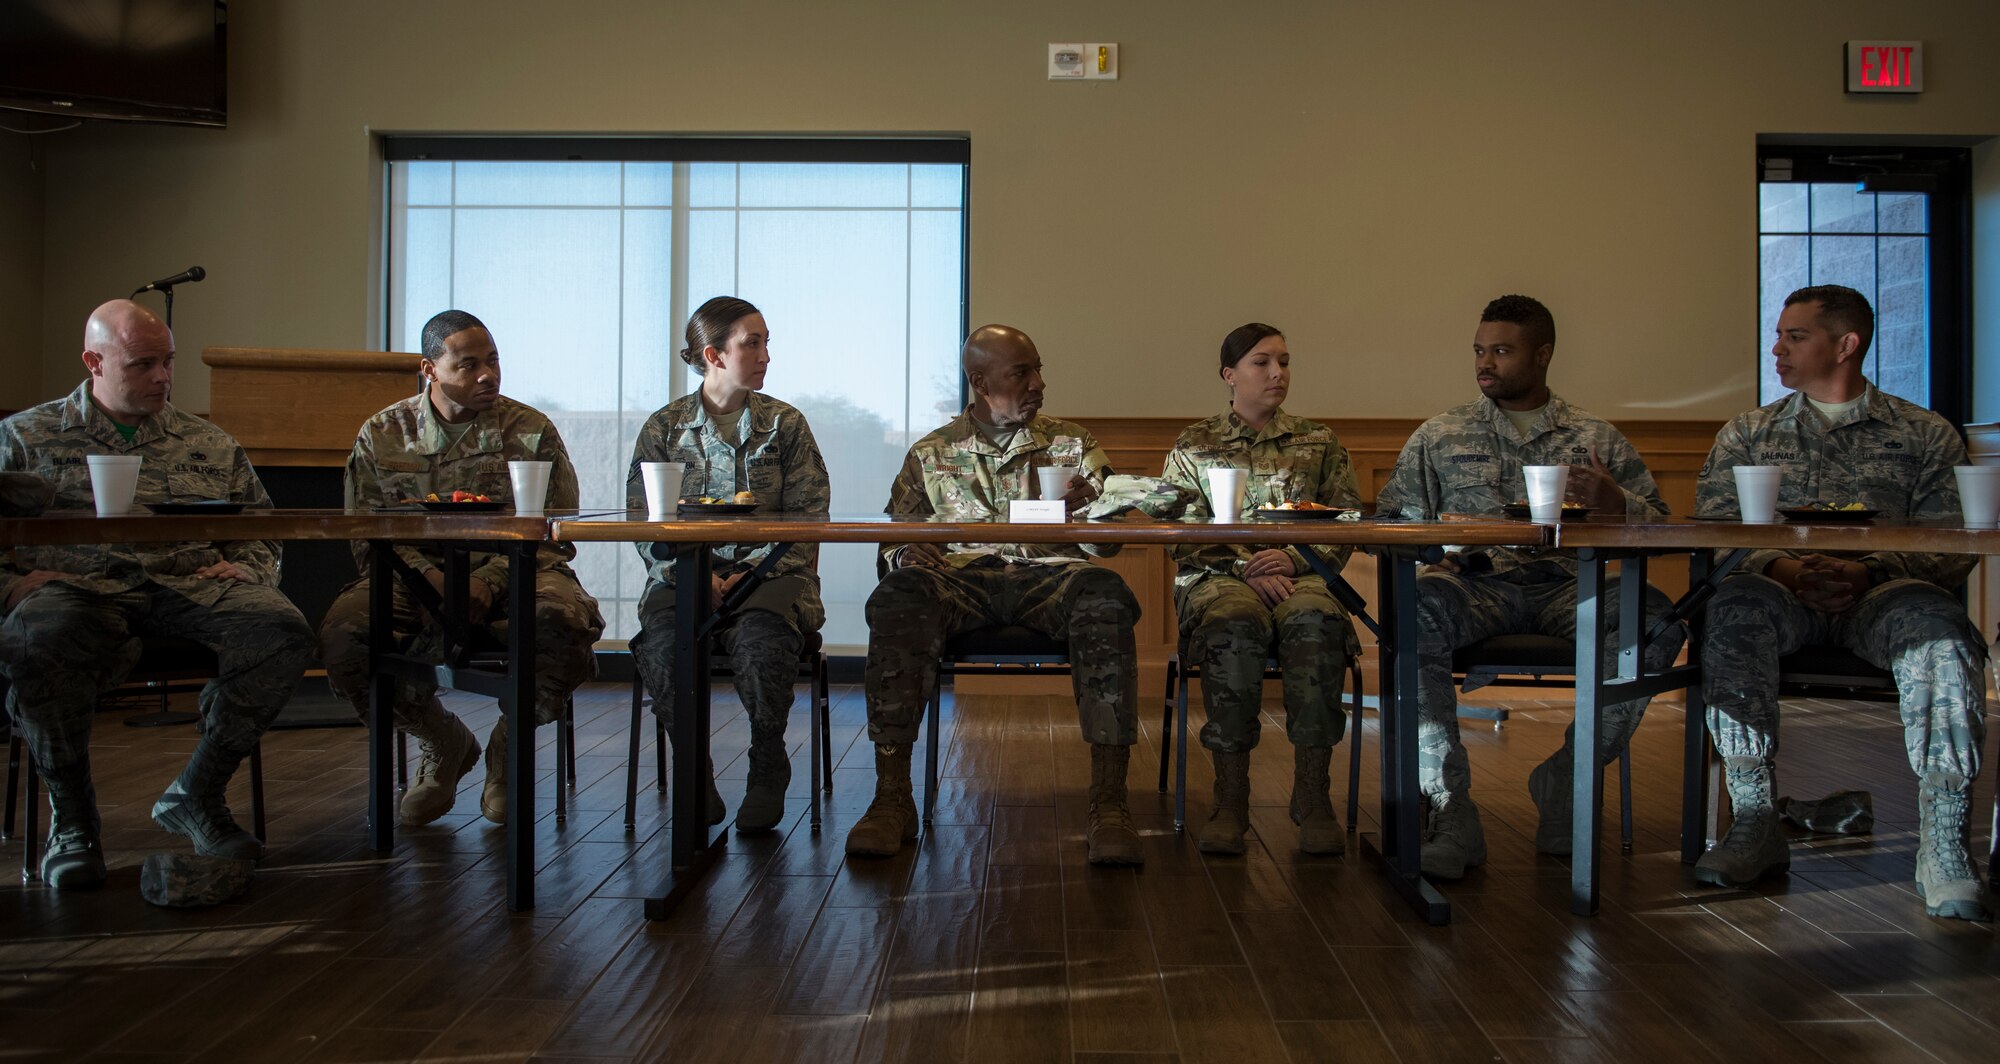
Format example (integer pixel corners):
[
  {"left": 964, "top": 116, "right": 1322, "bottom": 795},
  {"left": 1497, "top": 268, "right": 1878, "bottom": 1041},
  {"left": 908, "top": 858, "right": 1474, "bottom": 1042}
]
[{"left": 383, "top": 139, "right": 970, "bottom": 651}]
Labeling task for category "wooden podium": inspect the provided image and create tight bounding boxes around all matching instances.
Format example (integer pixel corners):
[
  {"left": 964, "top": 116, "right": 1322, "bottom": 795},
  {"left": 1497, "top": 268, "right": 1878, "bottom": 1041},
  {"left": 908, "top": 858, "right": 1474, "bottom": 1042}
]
[
  {"left": 200, "top": 346, "right": 424, "bottom": 627},
  {"left": 202, "top": 347, "right": 422, "bottom": 468}
]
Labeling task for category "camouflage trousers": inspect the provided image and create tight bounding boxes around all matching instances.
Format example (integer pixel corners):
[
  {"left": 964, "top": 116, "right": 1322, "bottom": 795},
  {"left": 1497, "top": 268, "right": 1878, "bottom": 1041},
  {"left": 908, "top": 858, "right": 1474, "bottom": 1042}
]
[
  {"left": 0, "top": 579, "right": 314, "bottom": 774},
  {"left": 865, "top": 561, "right": 1140, "bottom": 746},
  {"left": 1702, "top": 574, "right": 1985, "bottom": 780},
  {"left": 631, "top": 574, "right": 817, "bottom": 734},
  {"left": 319, "top": 569, "right": 604, "bottom": 730},
  {"left": 1178, "top": 573, "right": 1355, "bottom": 754},
  {"left": 1416, "top": 569, "right": 1682, "bottom": 799}
]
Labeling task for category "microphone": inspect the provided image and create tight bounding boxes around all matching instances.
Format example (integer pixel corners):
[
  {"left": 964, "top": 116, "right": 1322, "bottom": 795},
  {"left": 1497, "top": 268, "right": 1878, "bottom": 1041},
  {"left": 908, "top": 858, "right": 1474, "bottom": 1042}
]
[{"left": 132, "top": 266, "right": 206, "bottom": 296}]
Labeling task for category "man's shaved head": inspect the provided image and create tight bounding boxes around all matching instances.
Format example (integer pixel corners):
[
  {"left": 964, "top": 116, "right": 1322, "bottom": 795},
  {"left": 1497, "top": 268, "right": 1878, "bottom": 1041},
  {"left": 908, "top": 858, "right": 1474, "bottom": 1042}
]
[
  {"left": 962, "top": 323, "right": 1046, "bottom": 429},
  {"left": 81, "top": 298, "right": 177, "bottom": 422},
  {"left": 961, "top": 324, "right": 1036, "bottom": 377},
  {"left": 84, "top": 299, "right": 172, "bottom": 357}
]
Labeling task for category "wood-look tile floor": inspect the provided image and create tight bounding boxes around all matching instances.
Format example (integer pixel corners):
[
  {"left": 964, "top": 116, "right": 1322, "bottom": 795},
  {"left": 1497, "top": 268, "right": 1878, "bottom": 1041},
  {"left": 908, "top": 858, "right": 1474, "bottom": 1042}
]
[{"left": 2, "top": 682, "right": 1996, "bottom": 1063}]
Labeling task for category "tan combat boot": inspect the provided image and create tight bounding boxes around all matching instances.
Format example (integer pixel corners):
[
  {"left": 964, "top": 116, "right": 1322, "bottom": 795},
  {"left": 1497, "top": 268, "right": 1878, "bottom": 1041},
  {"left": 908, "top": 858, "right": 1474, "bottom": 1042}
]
[
  {"left": 1693, "top": 757, "right": 1789, "bottom": 888},
  {"left": 1526, "top": 748, "right": 1575, "bottom": 856},
  {"left": 1197, "top": 750, "right": 1251, "bottom": 855},
  {"left": 1914, "top": 772, "right": 1991, "bottom": 922},
  {"left": 480, "top": 718, "right": 510, "bottom": 823},
  {"left": 845, "top": 743, "right": 919, "bottom": 857},
  {"left": 400, "top": 710, "right": 479, "bottom": 825},
  {"left": 1419, "top": 793, "right": 1487, "bottom": 880},
  {"left": 1086, "top": 743, "right": 1143, "bottom": 865},
  {"left": 1290, "top": 745, "right": 1344, "bottom": 856},
  {"left": 735, "top": 726, "right": 792, "bottom": 834}
]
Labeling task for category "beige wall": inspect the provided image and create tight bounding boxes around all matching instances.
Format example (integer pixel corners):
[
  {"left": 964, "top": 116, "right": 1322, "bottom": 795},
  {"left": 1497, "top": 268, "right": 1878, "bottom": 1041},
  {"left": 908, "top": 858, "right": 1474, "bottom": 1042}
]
[
  {"left": 0, "top": 133, "right": 43, "bottom": 411},
  {"left": 15, "top": 1, "right": 2000, "bottom": 419}
]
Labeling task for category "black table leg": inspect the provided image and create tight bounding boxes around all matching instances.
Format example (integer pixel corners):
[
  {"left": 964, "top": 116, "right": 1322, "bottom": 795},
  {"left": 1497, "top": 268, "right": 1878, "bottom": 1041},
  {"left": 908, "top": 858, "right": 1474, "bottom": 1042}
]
[
  {"left": 1682, "top": 551, "right": 1716, "bottom": 865},
  {"left": 366, "top": 540, "right": 395, "bottom": 853},
  {"left": 1570, "top": 549, "right": 1606, "bottom": 915},
  {"left": 1358, "top": 549, "right": 1449, "bottom": 925},
  {"left": 505, "top": 542, "right": 538, "bottom": 913},
  {"left": 646, "top": 544, "right": 725, "bottom": 921}
]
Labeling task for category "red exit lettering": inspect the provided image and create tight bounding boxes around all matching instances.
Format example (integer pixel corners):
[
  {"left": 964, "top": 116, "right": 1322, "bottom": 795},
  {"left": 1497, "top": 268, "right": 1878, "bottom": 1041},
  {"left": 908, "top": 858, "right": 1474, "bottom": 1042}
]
[{"left": 1862, "top": 46, "right": 1913, "bottom": 87}]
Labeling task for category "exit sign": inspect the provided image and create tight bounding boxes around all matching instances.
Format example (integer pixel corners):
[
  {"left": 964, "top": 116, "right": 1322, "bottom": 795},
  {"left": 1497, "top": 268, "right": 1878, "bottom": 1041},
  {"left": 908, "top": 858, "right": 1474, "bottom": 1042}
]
[{"left": 1846, "top": 40, "right": 1923, "bottom": 93}]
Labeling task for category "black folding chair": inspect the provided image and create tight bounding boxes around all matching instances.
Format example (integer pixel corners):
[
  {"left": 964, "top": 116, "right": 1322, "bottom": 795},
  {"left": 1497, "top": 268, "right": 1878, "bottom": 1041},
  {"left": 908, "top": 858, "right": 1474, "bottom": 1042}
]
[
  {"left": 922, "top": 626, "right": 1071, "bottom": 826},
  {"left": 1158, "top": 646, "right": 1367, "bottom": 834},
  {"left": 1452, "top": 633, "right": 1637, "bottom": 853},
  {"left": 627, "top": 631, "right": 833, "bottom": 833}
]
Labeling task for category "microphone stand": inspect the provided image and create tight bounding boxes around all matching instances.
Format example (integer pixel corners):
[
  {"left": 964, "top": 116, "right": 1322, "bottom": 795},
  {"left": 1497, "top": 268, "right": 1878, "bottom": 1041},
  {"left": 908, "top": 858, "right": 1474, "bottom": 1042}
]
[
  {"left": 120, "top": 275, "right": 195, "bottom": 729},
  {"left": 130, "top": 282, "right": 180, "bottom": 328}
]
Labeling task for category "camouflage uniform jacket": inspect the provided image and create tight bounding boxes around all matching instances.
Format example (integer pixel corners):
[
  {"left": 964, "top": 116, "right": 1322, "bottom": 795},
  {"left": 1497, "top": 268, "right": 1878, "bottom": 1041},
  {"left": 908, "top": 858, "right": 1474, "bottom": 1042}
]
[
  {"left": 344, "top": 392, "right": 582, "bottom": 591},
  {"left": 0, "top": 380, "right": 281, "bottom": 609},
  {"left": 1375, "top": 393, "right": 1667, "bottom": 578},
  {"left": 882, "top": 409, "right": 1118, "bottom": 573},
  {"left": 1695, "top": 382, "right": 1972, "bottom": 588},
  {"left": 1161, "top": 408, "right": 1361, "bottom": 594},
  {"left": 626, "top": 390, "right": 829, "bottom": 592}
]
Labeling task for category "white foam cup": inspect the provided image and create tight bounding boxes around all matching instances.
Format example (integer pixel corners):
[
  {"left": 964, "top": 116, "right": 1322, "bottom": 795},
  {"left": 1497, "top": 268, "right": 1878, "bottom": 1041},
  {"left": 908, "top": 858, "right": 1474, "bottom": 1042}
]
[
  {"left": 1205, "top": 467, "right": 1248, "bottom": 522},
  {"left": 1733, "top": 465, "right": 1782, "bottom": 523},
  {"left": 508, "top": 461, "right": 552, "bottom": 514},
  {"left": 1523, "top": 465, "right": 1570, "bottom": 523},
  {"left": 86, "top": 454, "right": 142, "bottom": 516},
  {"left": 1037, "top": 465, "right": 1077, "bottom": 505},
  {"left": 1953, "top": 465, "right": 2000, "bottom": 527},
  {"left": 640, "top": 462, "right": 685, "bottom": 518}
]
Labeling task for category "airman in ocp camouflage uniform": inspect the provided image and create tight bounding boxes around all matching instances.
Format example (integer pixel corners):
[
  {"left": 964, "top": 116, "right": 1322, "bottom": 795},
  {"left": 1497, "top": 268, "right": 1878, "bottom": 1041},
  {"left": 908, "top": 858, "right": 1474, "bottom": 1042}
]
[
  {"left": 1374, "top": 295, "right": 1684, "bottom": 880},
  {"left": 0, "top": 300, "right": 314, "bottom": 890},
  {"left": 1695, "top": 284, "right": 1988, "bottom": 922},
  {"left": 845, "top": 324, "right": 1144, "bottom": 866},
  {"left": 318, "top": 310, "right": 603, "bottom": 827},
  {"left": 627, "top": 296, "right": 829, "bottom": 834},
  {"left": 1160, "top": 322, "right": 1362, "bottom": 857}
]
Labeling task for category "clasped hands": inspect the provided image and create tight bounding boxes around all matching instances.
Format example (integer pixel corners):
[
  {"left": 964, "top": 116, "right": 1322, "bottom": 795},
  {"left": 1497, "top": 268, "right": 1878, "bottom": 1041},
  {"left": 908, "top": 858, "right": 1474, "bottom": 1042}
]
[
  {"left": 1242, "top": 549, "right": 1295, "bottom": 607},
  {"left": 421, "top": 567, "right": 496, "bottom": 621},
  {"left": 1767, "top": 554, "right": 1871, "bottom": 614}
]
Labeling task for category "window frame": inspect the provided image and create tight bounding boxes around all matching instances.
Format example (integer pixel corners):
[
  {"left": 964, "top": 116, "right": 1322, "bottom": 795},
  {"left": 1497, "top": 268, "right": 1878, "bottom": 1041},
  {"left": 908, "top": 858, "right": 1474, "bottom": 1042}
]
[
  {"left": 1754, "top": 144, "right": 1973, "bottom": 427},
  {"left": 378, "top": 136, "right": 973, "bottom": 649}
]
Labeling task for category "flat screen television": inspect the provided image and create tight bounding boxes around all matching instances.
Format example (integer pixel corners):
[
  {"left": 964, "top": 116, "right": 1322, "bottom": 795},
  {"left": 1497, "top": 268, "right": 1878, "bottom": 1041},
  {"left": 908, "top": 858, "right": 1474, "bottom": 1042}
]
[{"left": 0, "top": 1, "right": 226, "bottom": 128}]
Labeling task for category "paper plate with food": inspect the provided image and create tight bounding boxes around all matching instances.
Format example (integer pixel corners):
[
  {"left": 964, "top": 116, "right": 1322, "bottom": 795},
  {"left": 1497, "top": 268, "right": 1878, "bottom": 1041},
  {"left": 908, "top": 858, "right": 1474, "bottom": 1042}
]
[
  {"left": 410, "top": 490, "right": 506, "bottom": 512},
  {"left": 1253, "top": 500, "right": 1361, "bottom": 520},
  {"left": 677, "top": 491, "right": 760, "bottom": 514},
  {"left": 1502, "top": 499, "right": 1591, "bottom": 520}
]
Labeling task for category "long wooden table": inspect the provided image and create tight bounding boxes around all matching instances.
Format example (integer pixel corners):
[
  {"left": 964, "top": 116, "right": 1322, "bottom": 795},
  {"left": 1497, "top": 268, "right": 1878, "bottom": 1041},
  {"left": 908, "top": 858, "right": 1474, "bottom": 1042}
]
[
  {"left": 1551, "top": 514, "right": 2000, "bottom": 915},
  {"left": 553, "top": 510, "right": 1552, "bottom": 924},
  {"left": 0, "top": 507, "right": 578, "bottom": 911}
]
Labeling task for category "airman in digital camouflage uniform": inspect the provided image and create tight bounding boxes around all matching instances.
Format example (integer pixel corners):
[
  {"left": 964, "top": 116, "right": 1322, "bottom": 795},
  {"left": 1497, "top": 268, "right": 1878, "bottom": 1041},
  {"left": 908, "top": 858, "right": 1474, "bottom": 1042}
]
[
  {"left": 1161, "top": 322, "right": 1361, "bottom": 857},
  {"left": 0, "top": 300, "right": 314, "bottom": 889},
  {"left": 627, "top": 296, "right": 829, "bottom": 834},
  {"left": 845, "top": 324, "right": 1144, "bottom": 865},
  {"left": 1696, "top": 284, "right": 1988, "bottom": 922},
  {"left": 319, "top": 310, "right": 603, "bottom": 827},
  {"left": 1375, "top": 295, "right": 1683, "bottom": 880}
]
